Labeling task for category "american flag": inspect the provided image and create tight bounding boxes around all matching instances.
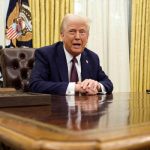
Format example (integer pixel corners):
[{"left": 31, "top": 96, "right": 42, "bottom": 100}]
[{"left": 6, "top": 24, "right": 19, "bottom": 40}]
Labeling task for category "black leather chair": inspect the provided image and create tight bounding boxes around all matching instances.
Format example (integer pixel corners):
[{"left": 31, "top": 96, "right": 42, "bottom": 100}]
[{"left": 0, "top": 48, "right": 35, "bottom": 91}]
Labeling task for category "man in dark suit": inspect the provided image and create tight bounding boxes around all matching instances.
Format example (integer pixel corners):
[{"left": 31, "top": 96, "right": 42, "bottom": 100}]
[{"left": 29, "top": 14, "right": 113, "bottom": 95}]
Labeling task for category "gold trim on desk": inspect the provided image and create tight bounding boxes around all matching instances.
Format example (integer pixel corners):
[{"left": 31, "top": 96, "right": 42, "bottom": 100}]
[
  {"left": 0, "top": 111, "right": 150, "bottom": 150},
  {"left": 0, "top": 88, "right": 16, "bottom": 93}
]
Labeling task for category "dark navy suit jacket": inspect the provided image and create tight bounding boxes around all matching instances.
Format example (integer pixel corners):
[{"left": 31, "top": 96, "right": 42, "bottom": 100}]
[{"left": 29, "top": 42, "right": 113, "bottom": 95}]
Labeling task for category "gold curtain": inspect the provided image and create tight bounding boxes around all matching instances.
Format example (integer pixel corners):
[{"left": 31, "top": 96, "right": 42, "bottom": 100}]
[
  {"left": 129, "top": 93, "right": 150, "bottom": 124},
  {"left": 130, "top": 0, "right": 150, "bottom": 92},
  {"left": 29, "top": 0, "right": 74, "bottom": 48}
]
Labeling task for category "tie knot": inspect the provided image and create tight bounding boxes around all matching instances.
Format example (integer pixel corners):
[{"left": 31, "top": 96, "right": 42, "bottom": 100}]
[{"left": 71, "top": 57, "right": 77, "bottom": 64}]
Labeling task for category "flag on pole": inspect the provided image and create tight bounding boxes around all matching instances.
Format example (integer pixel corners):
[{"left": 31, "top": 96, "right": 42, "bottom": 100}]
[
  {"left": 6, "top": 24, "right": 20, "bottom": 40},
  {"left": 5, "top": 0, "right": 32, "bottom": 48}
]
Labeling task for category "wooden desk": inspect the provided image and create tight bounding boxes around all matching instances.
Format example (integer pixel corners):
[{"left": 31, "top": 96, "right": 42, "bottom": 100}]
[{"left": 0, "top": 92, "right": 149, "bottom": 150}]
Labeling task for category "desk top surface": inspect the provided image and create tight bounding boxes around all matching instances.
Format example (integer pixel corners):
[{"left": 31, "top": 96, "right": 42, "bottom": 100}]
[
  {"left": 0, "top": 92, "right": 149, "bottom": 150},
  {"left": 0, "top": 92, "right": 150, "bottom": 131}
]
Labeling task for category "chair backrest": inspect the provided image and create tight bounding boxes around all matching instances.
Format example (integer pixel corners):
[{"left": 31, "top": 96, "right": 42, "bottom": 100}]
[{"left": 0, "top": 48, "right": 35, "bottom": 91}]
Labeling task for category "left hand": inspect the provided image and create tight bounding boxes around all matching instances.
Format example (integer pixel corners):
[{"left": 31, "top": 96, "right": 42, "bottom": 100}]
[{"left": 80, "top": 79, "right": 101, "bottom": 95}]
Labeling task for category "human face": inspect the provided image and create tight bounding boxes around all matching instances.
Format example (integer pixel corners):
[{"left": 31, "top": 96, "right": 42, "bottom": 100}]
[{"left": 61, "top": 20, "right": 89, "bottom": 56}]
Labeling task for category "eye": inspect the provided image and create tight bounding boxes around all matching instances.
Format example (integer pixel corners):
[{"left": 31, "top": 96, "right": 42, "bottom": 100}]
[
  {"left": 79, "top": 30, "right": 86, "bottom": 35},
  {"left": 69, "top": 29, "right": 76, "bottom": 35}
]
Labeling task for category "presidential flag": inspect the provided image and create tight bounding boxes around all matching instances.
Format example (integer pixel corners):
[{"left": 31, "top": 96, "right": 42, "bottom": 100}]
[{"left": 5, "top": 0, "right": 32, "bottom": 48}]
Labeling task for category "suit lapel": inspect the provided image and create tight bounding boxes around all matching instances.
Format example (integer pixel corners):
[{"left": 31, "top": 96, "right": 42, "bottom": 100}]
[
  {"left": 81, "top": 52, "right": 91, "bottom": 80},
  {"left": 55, "top": 43, "right": 69, "bottom": 82}
]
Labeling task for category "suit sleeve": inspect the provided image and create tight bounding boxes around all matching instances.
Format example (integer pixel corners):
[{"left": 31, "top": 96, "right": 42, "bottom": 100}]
[
  {"left": 96, "top": 57, "right": 113, "bottom": 93},
  {"left": 29, "top": 48, "right": 68, "bottom": 95}
]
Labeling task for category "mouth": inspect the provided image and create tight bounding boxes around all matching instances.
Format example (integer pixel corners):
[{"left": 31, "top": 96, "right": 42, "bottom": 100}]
[{"left": 72, "top": 43, "right": 81, "bottom": 49}]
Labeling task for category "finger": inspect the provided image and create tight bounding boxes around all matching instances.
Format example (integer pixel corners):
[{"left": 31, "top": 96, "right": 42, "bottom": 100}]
[
  {"left": 81, "top": 79, "right": 90, "bottom": 89},
  {"left": 87, "top": 80, "right": 98, "bottom": 91},
  {"left": 87, "top": 79, "right": 93, "bottom": 88},
  {"left": 85, "top": 88, "right": 97, "bottom": 95},
  {"left": 93, "top": 81, "right": 99, "bottom": 91}
]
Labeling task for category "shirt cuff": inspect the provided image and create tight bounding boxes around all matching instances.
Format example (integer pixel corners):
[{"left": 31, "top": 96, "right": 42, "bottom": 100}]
[
  {"left": 99, "top": 83, "right": 107, "bottom": 94},
  {"left": 66, "top": 82, "right": 76, "bottom": 95}
]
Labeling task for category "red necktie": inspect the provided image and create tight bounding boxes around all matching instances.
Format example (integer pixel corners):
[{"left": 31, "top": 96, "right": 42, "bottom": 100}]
[{"left": 70, "top": 57, "right": 78, "bottom": 82}]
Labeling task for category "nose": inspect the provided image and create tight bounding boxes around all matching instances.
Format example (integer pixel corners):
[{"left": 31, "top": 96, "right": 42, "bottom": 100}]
[{"left": 74, "top": 31, "right": 80, "bottom": 39}]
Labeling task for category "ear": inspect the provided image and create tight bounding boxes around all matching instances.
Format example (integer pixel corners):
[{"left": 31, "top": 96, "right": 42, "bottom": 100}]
[{"left": 60, "top": 33, "right": 64, "bottom": 41}]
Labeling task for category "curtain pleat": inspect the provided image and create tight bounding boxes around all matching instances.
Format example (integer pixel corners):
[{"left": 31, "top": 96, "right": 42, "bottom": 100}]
[
  {"left": 129, "top": 93, "right": 150, "bottom": 124},
  {"left": 40, "top": 0, "right": 46, "bottom": 46},
  {"left": 45, "top": 0, "right": 50, "bottom": 45},
  {"left": 49, "top": 0, "right": 55, "bottom": 44},
  {"left": 29, "top": 0, "right": 74, "bottom": 48},
  {"left": 130, "top": 0, "right": 150, "bottom": 92}
]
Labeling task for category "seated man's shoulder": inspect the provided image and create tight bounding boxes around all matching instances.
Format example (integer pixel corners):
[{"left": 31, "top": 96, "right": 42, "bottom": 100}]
[
  {"left": 36, "top": 41, "right": 63, "bottom": 53},
  {"left": 84, "top": 48, "right": 99, "bottom": 59}
]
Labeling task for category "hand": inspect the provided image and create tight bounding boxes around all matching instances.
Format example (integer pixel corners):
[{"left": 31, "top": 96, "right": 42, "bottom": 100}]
[
  {"left": 75, "top": 82, "right": 87, "bottom": 94},
  {"left": 75, "top": 79, "right": 101, "bottom": 95}
]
